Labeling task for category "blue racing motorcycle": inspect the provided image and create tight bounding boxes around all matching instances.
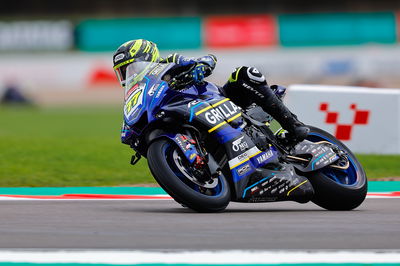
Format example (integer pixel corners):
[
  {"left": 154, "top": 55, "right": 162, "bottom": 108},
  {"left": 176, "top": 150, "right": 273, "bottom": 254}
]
[{"left": 122, "top": 61, "right": 367, "bottom": 212}]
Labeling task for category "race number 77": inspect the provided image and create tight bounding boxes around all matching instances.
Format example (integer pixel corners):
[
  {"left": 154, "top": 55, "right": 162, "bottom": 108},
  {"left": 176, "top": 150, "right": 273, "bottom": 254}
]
[{"left": 125, "top": 90, "right": 142, "bottom": 113}]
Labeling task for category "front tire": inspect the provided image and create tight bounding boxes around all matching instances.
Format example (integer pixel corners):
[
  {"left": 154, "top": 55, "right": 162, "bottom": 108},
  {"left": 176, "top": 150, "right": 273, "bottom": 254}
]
[
  {"left": 305, "top": 126, "right": 367, "bottom": 210},
  {"left": 147, "top": 138, "right": 231, "bottom": 212}
]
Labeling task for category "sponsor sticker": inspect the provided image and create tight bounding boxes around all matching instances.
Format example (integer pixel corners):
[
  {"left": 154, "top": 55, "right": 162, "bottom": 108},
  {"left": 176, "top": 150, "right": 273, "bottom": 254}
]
[
  {"left": 237, "top": 163, "right": 251, "bottom": 176},
  {"left": 232, "top": 136, "right": 248, "bottom": 152},
  {"left": 114, "top": 53, "right": 125, "bottom": 62},
  {"left": 237, "top": 152, "right": 249, "bottom": 161},
  {"left": 148, "top": 84, "right": 157, "bottom": 96},
  {"left": 203, "top": 102, "right": 239, "bottom": 124},
  {"left": 125, "top": 90, "right": 142, "bottom": 114},
  {"left": 188, "top": 100, "right": 201, "bottom": 107},
  {"left": 175, "top": 136, "right": 187, "bottom": 151},
  {"left": 150, "top": 64, "right": 166, "bottom": 76},
  {"left": 125, "top": 84, "right": 139, "bottom": 100},
  {"left": 228, "top": 146, "right": 261, "bottom": 170},
  {"left": 256, "top": 149, "right": 274, "bottom": 164},
  {"left": 155, "top": 85, "right": 166, "bottom": 98},
  {"left": 251, "top": 186, "right": 260, "bottom": 193}
]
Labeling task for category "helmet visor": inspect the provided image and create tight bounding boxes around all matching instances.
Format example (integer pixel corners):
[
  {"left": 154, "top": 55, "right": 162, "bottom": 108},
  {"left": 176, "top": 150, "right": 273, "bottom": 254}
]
[
  {"left": 125, "top": 61, "right": 156, "bottom": 90},
  {"left": 115, "top": 65, "right": 128, "bottom": 87}
]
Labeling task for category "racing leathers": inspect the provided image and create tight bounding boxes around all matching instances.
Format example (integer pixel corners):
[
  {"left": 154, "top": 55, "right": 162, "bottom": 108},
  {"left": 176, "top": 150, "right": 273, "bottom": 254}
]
[
  {"left": 220, "top": 66, "right": 309, "bottom": 143},
  {"left": 164, "top": 53, "right": 309, "bottom": 143},
  {"left": 121, "top": 53, "right": 309, "bottom": 144}
]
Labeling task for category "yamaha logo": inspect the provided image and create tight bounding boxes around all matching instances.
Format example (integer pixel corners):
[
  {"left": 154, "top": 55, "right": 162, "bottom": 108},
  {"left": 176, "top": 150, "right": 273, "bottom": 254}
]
[{"left": 256, "top": 149, "right": 274, "bottom": 164}]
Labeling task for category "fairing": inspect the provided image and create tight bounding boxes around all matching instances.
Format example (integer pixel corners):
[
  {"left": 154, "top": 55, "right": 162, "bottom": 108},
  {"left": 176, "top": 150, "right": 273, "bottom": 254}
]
[
  {"left": 123, "top": 62, "right": 172, "bottom": 130},
  {"left": 122, "top": 61, "right": 314, "bottom": 202}
]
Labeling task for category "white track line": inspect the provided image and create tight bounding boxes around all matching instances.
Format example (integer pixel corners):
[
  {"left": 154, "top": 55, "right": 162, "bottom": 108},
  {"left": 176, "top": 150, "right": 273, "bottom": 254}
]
[
  {"left": 0, "top": 250, "right": 399, "bottom": 264},
  {"left": 367, "top": 195, "right": 400, "bottom": 199},
  {"left": 0, "top": 194, "right": 399, "bottom": 200},
  {"left": 0, "top": 195, "right": 172, "bottom": 201},
  {"left": 0, "top": 196, "right": 33, "bottom": 200}
]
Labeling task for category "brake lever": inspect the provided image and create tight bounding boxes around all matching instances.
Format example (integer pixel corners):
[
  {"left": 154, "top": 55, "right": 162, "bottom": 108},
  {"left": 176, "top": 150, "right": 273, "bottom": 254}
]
[{"left": 169, "top": 64, "right": 197, "bottom": 90}]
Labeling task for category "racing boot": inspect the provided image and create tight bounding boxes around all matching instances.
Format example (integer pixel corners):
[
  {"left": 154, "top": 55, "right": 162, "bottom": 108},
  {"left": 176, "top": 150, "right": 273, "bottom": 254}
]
[
  {"left": 264, "top": 95, "right": 310, "bottom": 144},
  {"left": 221, "top": 66, "right": 309, "bottom": 144}
]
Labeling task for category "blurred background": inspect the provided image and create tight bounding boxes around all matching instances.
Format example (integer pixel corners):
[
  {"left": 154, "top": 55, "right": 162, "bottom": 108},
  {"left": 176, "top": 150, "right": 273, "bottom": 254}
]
[
  {"left": 0, "top": 0, "right": 399, "bottom": 187},
  {"left": 1, "top": 0, "right": 400, "bottom": 105}
]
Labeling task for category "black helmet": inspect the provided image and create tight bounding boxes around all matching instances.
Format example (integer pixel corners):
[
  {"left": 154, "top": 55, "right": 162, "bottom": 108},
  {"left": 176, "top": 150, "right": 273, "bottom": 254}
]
[{"left": 113, "top": 39, "right": 160, "bottom": 86}]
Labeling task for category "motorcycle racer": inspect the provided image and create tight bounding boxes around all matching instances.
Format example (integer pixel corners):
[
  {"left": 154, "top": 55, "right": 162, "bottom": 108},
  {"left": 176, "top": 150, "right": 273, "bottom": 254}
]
[{"left": 113, "top": 39, "right": 309, "bottom": 145}]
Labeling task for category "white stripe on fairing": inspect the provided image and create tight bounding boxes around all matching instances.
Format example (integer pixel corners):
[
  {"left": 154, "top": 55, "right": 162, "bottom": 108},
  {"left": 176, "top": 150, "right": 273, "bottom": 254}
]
[
  {"left": 0, "top": 250, "right": 399, "bottom": 264},
  {"left": 228, "top": 146, "right": 261, "bottom": 168}
]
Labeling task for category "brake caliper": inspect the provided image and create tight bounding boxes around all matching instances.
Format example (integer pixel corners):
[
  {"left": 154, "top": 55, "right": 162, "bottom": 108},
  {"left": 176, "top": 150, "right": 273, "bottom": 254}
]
[{"left": 194, "top": 155, "right": 206, "bottom": 169}]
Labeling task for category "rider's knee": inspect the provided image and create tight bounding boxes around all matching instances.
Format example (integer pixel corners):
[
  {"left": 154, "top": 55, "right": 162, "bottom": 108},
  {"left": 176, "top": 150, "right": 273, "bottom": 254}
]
[
  {"left": 228, "top": 66, "right": 267, "bottom": 86},
  {"left": 220, "top": 66, "right": 269, "bottom": 108}
]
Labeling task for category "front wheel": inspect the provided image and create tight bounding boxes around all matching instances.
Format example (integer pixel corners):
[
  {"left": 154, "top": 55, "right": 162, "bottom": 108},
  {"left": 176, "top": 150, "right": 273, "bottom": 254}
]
[
  {"left": 305, "top": 126, "right": 367, "bottom": 210},
  {"left": 147, "top": 138, "right": 231, "bottom": 212}
]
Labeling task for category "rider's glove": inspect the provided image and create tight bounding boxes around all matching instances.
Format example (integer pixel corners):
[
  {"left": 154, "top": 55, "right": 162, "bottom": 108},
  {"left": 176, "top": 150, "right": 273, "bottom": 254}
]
[
  {"left": 179, "top": 57, "right": 196, "bottom": 67},
  {"left": 164, "top": 53, "right": 197, "bottom": 67},
  {"left": 190, "top": 63, "right": 209, "bottom": 83},
  {"left": 196, "top": 54, "right": 217, "bottom": 77},
  {"left": 169, "top": 63, "right": 208, "bottom": 89},
  {"left": 177, "top": 54, "right": 216, "bottom": 79},
  {"left": 165, "top": 54, "right": 217, "bottom": 89}
]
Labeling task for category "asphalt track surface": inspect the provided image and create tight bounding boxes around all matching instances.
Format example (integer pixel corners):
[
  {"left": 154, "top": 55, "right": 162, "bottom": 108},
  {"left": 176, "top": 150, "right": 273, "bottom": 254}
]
[{"left": 0, "top": 198, "right": 399, "bottom": 249}]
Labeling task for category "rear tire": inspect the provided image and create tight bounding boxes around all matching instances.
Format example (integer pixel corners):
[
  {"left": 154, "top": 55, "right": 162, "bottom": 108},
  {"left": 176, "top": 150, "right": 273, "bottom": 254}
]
[
  {"left": 147, "top": 138, "right": 231, "bottom": 212},
  {"left": 306, "top": 126, "right": 367, "bottom": 210}
]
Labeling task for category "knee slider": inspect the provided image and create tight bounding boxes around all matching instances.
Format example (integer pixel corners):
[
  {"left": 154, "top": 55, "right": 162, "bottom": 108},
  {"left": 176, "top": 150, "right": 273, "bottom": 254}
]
[
  {"left": 245, "top": 67, "right": 266, "bottom": 85},
  {"left": 229, "top": 66, "right": 266, "bottom": 86}
]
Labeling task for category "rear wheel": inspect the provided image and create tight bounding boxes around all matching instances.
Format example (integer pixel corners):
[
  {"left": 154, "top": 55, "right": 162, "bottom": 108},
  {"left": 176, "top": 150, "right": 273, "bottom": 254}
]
[
  {"left": 147, "top": 138, "right": 231, "bottom": 212},
  {"left": 305, "top": 126, "right": 367, "bottom": 210}
]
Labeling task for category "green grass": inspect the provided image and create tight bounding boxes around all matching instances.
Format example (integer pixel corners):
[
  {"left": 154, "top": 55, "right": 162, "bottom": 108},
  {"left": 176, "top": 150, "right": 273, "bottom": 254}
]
[
  {"left": 356, "top": 154, "right": 400, "bottom": 180},
  {"left": 0, "top": 105, "right": 399, "bottom": 187},
  {"left": 0, "top": 105, "right": 151, "bottom": 187}
]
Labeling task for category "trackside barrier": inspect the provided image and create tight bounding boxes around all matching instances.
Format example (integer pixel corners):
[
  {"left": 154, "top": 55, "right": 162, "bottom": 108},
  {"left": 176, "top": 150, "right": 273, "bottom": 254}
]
[{"left": 286, "top": 85, "right": 400, "bottom": 154}]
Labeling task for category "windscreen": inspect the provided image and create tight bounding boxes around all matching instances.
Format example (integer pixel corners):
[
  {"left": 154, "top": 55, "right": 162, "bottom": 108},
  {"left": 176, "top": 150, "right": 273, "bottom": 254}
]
[{"left": 124, "top": 61, "right": 156, "bottom": 93}]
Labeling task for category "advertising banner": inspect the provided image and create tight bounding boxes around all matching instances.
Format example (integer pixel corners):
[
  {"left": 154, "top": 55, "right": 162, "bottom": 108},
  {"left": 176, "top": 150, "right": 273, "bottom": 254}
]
[
  {"left": 285, "top": 85, "right": 400, "bottom": 154},
  {"left": 0, "top": 20, "right": 73, "bottom": 51},
  {"left": 76, "top": 17, "right": 201, "bottom": 51},
  {"left": 204, "top": 15, "right": 277, "bottom": 48},
  {"left": 278, "top": 12, "right": 397, "bottom": 47}
]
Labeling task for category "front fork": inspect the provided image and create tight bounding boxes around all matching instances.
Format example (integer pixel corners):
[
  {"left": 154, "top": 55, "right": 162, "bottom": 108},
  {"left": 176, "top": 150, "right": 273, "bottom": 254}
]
[
  {"left": 160, "top": 131, "right": 224, "bottom": 185},
  {"left": 159, "top": 131, "right": 207, "bottom": 169}
]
